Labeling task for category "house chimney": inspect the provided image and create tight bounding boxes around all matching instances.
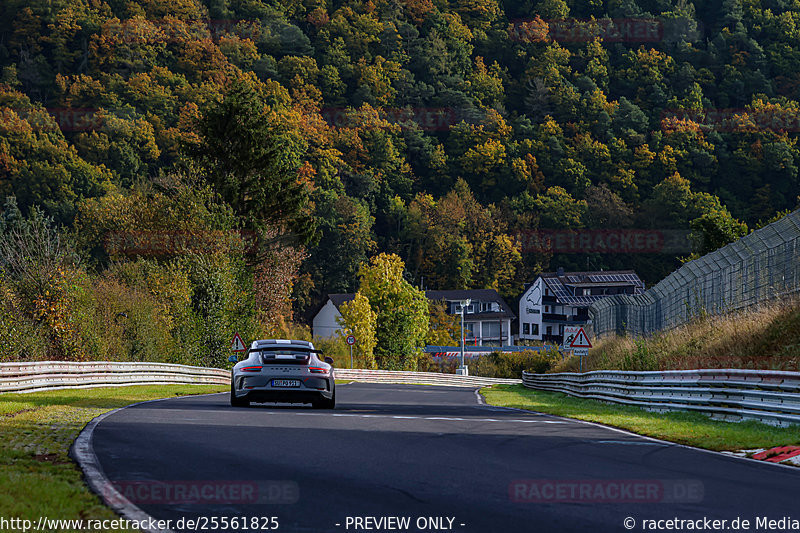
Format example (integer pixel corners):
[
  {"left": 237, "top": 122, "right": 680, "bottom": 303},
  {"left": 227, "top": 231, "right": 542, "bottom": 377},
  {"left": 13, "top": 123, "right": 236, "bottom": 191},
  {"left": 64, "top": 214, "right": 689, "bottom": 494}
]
[{"left": 557, "top": 266, "right": 565, "bottom": 277}]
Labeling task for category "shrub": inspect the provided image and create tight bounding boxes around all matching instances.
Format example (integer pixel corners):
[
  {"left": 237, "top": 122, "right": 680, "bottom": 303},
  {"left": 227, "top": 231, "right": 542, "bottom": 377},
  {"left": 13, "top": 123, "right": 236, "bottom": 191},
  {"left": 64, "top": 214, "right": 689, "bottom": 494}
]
[
  {"left": 469, "top": 349, "right": 560, "bottom": 379},
  {"left": 0, "top": 275, "right": 46, "bottom": 361},
  {"left": 312, "top": 336, "right": 351, "bottom": 367}
]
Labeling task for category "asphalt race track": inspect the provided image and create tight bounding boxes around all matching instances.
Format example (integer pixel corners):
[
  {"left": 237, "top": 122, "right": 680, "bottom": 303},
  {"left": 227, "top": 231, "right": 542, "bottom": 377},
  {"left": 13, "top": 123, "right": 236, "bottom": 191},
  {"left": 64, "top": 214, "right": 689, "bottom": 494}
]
[{"left": 89, "top": 383, "right": 800, "bottom": 533}]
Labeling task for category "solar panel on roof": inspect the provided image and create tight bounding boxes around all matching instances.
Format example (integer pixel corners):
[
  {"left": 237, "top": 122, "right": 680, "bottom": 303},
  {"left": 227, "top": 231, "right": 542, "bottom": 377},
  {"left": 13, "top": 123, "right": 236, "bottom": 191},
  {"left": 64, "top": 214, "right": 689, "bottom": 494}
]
[
  {"left": 588, "top": 273, "right": 641, "bottom": 284},
  {"left": 567, "top": 275, "right": 581, "bottom": 283},
  {"left": 545, "top": 278, "right": 573, "bottom": 298}
]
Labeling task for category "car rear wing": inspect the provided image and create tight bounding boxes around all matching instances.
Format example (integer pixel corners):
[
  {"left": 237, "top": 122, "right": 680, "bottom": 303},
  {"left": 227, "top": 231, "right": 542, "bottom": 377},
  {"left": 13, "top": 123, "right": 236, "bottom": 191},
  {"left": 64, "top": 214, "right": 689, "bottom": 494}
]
[{"left": 258, "top": 352, "right": 310, "bottom": 364}]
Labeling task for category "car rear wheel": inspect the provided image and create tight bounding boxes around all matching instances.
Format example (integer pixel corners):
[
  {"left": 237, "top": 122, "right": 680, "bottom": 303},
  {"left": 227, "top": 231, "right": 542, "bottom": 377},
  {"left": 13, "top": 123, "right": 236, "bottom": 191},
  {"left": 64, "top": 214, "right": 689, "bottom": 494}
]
[
  {"left": 230, "top": 382, "right": 250, "bottom": 407},
  {"left": 312, "top": 391, "right": 335, "bottom": 409}
]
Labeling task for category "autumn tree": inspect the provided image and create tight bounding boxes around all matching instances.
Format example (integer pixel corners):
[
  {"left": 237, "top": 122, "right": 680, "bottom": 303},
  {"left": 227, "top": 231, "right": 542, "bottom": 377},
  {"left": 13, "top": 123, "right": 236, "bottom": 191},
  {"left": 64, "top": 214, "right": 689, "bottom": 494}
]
[
  {"left": 192, "top": 78, "right": 316, "bottom": 246},
  {"left": 356, "top": 253, "right": 429, "bottom": 370},
  {"left": 337, "top": 291, "right": 377, "bottom": 368}
]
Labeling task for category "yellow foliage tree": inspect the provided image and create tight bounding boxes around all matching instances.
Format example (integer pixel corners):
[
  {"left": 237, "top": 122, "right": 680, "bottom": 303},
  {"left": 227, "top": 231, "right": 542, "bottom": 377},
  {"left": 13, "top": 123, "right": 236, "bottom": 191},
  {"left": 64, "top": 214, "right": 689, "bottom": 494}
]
[{"left": 337, "top": 291, "right": 377, "bottom": 369}]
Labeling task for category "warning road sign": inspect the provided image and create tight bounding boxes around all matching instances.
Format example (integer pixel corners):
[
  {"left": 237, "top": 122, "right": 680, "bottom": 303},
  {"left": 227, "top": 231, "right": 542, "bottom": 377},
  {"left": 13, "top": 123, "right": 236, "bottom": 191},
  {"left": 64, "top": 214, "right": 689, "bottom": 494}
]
[
  {"left": 230, "top": 332, "right": 247, "bottom": 352},
  {"left": 562, "top": 326, "right": 581, "bottom": 350},
  {"left": 569, "top": 327, "right": 592, "bottom": 349}
]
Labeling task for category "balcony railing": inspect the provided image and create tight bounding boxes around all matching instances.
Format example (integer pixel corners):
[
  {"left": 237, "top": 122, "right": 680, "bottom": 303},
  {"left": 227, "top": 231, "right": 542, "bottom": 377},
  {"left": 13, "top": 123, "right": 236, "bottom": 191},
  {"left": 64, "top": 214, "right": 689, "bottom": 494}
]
[
  {"left": 542, "top": 334, "right": 563, "bottom": 344},
  {"left": 567, "top": 314, "right": 590, "bottom": 324},
  {"left": 543, "top": 313, "right": 590, "bottom": 324}
]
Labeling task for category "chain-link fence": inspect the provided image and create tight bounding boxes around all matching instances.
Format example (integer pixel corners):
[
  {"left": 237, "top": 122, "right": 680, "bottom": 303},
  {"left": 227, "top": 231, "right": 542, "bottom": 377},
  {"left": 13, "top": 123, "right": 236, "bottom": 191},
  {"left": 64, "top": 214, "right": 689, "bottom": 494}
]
[{"left": 589, "top": 210, "right": 800, "bottom": 337}]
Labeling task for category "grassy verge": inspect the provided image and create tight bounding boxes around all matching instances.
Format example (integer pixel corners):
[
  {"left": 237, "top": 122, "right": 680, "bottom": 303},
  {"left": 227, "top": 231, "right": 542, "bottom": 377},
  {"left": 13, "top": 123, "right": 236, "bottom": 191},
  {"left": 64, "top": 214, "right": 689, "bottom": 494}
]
[
  {"left": 482, "top": 384, "right": 800, "bottom": 452},
  {"left": 0, "top": 384, "right": 226, "bottom": 530},
  {"left": 552, "top": 297, "right": 800, "bottom": 373}
]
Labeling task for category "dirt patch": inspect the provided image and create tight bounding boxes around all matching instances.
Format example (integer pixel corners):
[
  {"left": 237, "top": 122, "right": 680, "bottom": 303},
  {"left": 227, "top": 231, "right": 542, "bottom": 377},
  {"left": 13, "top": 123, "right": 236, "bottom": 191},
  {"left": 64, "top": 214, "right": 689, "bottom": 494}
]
[
  {"left": 3, "top": 408, "right": 36, "bottom": 418},
  {"left": 33, "top": 453, "right": 69, "bottom": 464}
]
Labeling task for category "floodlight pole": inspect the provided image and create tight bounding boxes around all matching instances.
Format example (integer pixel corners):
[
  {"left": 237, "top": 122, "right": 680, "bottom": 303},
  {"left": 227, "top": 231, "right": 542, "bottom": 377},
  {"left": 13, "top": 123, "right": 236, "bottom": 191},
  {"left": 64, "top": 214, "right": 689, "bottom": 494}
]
[
  {"left": 459, "top": 299, "right": 471, "bottom": 374},
  {"left": 460, "top": 306, "right": 465, "bottom": 370}
]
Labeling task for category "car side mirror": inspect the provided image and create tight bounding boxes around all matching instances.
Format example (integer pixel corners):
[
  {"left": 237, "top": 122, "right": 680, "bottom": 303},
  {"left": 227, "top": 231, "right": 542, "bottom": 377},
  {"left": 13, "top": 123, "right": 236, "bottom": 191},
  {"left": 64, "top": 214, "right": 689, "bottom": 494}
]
[
  {"left": 324, "top": 356, "right": 334, "bottom": 365},
  {"left": 228, "top": 355, "right": 238, "bottom": 363}
]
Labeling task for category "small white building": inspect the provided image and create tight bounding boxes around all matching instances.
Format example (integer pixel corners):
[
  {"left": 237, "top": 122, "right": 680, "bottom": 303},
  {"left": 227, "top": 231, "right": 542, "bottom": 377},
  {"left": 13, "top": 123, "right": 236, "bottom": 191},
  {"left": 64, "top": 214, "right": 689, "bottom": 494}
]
[
  {"left": 313, "top": 289, "right": 516, "bottom": 346},
  {"left": 518, "top": 269, "right": 645, "bottom": 345},
  {"left": 312, "top": 294, "right": 355, "bottom": 339}
]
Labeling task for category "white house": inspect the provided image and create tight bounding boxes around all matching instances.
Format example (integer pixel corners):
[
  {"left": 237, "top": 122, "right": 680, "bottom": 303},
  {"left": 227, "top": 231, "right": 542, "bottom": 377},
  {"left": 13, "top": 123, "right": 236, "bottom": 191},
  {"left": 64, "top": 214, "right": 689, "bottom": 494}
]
[
  {"left": 518, "top": 268, "right": 645, "bottom": 345},
  {"left": 313, "top": 289, "right": 516, "bottom": 346},
  {"left": 312, "top": 293, "right": 355, "bottom": 339}
]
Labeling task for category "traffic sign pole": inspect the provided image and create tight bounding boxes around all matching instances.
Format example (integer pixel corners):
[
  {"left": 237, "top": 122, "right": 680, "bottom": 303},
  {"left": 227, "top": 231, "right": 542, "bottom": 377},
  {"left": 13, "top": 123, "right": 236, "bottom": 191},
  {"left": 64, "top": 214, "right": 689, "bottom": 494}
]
[
  {"left": 345, "top": 335, "right": 356, "bottom": 368},
  {"left": 568, "top": 328, "right": 591, "bottom": 373},
  {"left": 230, "top": 332, "right": 247, "bottom": 352}
]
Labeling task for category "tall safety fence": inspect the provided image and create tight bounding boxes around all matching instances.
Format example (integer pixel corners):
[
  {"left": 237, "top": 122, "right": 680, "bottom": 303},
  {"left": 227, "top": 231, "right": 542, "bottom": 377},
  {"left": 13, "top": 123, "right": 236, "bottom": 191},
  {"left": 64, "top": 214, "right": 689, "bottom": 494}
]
[{"left": 590, "top": 209, "right": 800, "bottom": 337}]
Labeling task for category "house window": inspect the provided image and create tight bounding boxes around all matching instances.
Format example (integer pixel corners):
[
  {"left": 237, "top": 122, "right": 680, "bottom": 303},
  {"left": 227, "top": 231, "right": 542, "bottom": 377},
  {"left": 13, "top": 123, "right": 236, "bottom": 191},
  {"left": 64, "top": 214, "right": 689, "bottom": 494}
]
[
  {"left": 545, "top": 288, "right": 550, "bottom": 296},
  {"left": 464, "top": 323, "right": 475, "bottom": 340},
  {"left": 531, "top": 324, "right": 539, "bottom": 335},
  {"left": 544, "top": 305, "right": 550, "bottom": 313},
  {"left": 546, "top": 326, "right": 552, "bottom": 335},
  {"left": 523, "top": 323, "right": 530, "bottom": 335},
  {"left": 583, "top": 288, "right": 591, "bottom": 296},
  {"left": 484, "top": 322, "right": 501, "bottom": 338}
]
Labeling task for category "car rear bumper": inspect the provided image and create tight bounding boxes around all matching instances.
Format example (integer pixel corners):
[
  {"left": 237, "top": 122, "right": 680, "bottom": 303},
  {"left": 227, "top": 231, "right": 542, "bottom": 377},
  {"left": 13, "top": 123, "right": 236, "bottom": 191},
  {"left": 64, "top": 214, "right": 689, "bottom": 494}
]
[
  {"left": 238, "top": 389, "right": 333, "bottom": 404},
  {"left": 232, "top": 375, "right": 334, "bottom": 404}
]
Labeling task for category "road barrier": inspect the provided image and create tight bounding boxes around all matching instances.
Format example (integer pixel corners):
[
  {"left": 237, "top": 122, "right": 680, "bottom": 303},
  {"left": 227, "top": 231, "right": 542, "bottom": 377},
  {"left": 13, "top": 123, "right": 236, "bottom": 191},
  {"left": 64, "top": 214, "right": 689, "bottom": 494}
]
[
  {"left": 0, "top": 362, "right": 519, "bottom": 393},
  {"left": 335, "top": 368, "right": 521, "bottom": 387},
  {"left": 522, "top": 369, "right": 800, "bottom": 426},
  {"left": 0, "top": 361, "right": 229, "bottom": 393}
]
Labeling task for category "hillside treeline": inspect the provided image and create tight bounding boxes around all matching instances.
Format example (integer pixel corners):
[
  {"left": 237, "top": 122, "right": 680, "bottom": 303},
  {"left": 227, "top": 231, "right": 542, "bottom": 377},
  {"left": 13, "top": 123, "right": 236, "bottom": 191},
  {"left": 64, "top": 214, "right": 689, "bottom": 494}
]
[{"left": 0, "top": 0, "right": 797, "bottom": 363}]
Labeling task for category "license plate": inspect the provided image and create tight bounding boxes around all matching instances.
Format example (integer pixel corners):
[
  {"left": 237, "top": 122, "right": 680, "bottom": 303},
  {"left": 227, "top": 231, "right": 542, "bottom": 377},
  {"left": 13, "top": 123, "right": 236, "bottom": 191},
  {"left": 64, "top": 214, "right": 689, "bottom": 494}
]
[{"left": 272, "top": 379, "right": 300, "bottom": 388}]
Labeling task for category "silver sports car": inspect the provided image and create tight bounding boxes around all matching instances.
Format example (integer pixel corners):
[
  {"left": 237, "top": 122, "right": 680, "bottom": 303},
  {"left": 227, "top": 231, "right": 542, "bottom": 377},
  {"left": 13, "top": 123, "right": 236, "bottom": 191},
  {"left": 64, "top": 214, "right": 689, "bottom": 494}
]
[{"left": 229, "top": 339, "right": 335, "bottom": 409}]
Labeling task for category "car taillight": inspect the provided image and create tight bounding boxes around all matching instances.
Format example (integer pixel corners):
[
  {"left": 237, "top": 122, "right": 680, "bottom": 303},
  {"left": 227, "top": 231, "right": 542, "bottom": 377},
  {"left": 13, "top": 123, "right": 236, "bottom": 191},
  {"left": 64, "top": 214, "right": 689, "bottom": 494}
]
[
  {"left": 309, "top": 367, "right": 328, "bottom": 374},
  {"left": 241, "top": 366, "right": 262, "bottom": 372}
]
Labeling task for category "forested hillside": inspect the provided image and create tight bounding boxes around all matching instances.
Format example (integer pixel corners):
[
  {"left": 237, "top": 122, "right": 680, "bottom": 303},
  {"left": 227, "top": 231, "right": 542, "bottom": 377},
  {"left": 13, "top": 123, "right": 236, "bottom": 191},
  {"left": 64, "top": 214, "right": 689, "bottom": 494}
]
[{"left": 0, "top": 0, "right": 798, "bottom": 364}]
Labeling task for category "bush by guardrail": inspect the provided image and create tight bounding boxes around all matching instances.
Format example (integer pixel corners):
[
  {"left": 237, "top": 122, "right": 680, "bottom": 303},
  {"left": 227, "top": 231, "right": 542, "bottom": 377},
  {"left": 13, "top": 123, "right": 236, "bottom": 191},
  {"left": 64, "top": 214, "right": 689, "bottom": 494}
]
[
  {"left": 522, "top": 369, "right": 800, "bottom": 426},
  {"left": 0, "top": 362, "right": 519, "bottom": 393},
  {"left": 589, "top": 209, "right": 800, "bottom": 337}
]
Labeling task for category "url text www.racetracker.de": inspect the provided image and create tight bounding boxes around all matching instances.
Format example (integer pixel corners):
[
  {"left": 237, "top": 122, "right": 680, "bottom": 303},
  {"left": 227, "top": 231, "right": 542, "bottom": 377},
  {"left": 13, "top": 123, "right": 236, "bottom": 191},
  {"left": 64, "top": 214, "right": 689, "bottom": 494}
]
[{"left": 0, "top": 516, "right": 280, "bottom": 532}]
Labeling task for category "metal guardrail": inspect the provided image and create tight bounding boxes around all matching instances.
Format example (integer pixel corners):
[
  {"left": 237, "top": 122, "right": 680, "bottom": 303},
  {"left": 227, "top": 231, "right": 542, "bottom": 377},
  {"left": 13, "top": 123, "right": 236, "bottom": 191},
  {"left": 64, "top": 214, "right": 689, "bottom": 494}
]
[
  {"left": 522, "top": 369, "right": 800, "bottom": 426},
  {"left": 0, "top": 361, "right": 519, "bottom": 393},
  {"left": 335, "top": 368, "right": 521, "bottom": 387},
  {"left": 0, "top": 361, "right": 229, "bottom": 393}
]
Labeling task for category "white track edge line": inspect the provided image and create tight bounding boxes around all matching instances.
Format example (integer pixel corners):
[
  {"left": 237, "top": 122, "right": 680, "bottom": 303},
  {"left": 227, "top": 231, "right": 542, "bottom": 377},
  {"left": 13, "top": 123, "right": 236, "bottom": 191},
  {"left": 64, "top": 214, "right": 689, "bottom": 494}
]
[
  {"left": 474, "top": 385, "right": 800, "bottom": 473},
  {"left": 70, "top": 392, "right": 226, "bottom": 533}
]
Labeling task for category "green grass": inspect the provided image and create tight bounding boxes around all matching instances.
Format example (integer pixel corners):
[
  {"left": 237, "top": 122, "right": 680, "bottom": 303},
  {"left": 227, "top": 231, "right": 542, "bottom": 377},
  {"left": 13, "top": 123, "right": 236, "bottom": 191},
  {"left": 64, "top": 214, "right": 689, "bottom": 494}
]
[
  {"left": 0, "top": 384, "right": 226, "bottom": 530},
  {"left": 482, "top": 384, "right": 800, "bottom": 452}
]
